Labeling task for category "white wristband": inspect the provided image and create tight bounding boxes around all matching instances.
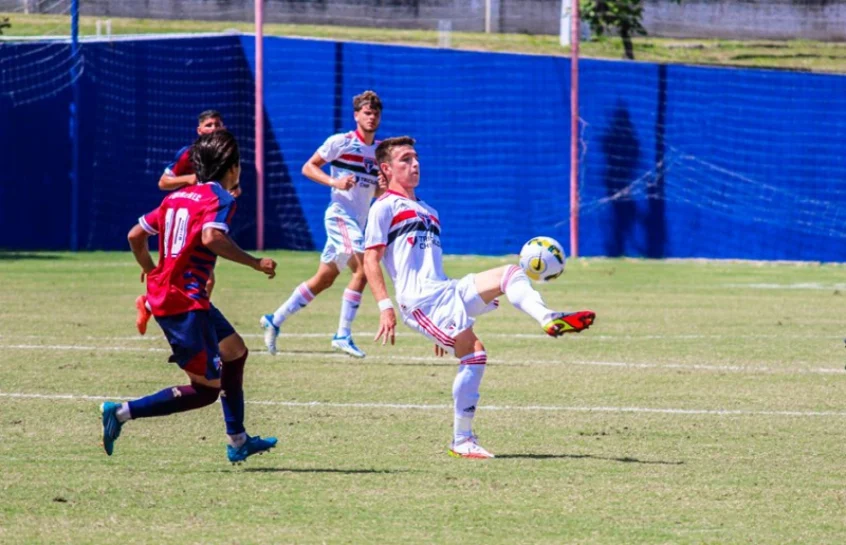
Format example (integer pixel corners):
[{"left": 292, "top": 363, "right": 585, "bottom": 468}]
[{"left": 378, "top": 299, "right": 394, "bottom": 312}]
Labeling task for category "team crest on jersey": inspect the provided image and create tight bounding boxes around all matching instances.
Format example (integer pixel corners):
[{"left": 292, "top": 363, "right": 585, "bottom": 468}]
[
  {"left": 364, "top": 157, "right": 376, "bottom": 174},
  {"left": 417, "top": 212, "right": 431, "bottom": 229}
]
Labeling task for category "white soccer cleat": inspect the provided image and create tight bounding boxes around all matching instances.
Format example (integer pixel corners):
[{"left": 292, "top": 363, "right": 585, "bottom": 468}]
[
  {"left": 331, "top": 334, "right": 366, "bottom": 358},
  {"left": 448, "top": 435, "right": 495, "bottom": 459},
  {"left": 259, "top": 314, "right": 280, "bottom": 355}
]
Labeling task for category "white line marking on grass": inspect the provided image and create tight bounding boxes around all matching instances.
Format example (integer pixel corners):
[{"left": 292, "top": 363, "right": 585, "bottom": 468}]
[
  {"left": 723, "top": 282, "right": 846, "bottom": 291},
  {"left": 1, "top": 343, "right": 842, "bottom": 375},
  {"left": 2, "top": 391, "right": 846, "bottom": 418}
]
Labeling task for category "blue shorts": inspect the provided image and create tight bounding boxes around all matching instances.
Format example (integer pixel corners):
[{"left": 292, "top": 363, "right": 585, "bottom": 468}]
[
  {"left": 209, "top": 303, "right": 236, "bottom": 342},
  {"left": 155, "top": 309, "right": 222, "bottom": 380}
]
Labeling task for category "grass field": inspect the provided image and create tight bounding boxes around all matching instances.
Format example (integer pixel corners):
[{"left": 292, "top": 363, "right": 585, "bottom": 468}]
[
  {"left": 2, "top": 251, "right": 846, "bottom": 544},
  {"left": 3, "top": 12, "right": 846, "bottom": 73}
]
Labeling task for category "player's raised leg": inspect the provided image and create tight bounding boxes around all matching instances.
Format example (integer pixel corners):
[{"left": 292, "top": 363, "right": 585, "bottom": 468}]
[
  {"left": 447, "top": 329, "right": 494, "bottom": 459},
  {"left": 473, "top": 265, "right": 595, "bottom": 336},
  {"left": 260, "top": 261, "right": 339, "bottom": 355},
  {"left": 332, "top": 252, "right": 367, "bottom": 358}
]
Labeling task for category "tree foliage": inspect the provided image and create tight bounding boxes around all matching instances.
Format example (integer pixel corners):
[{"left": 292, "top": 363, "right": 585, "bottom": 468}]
[{"left": 581, "top": 0, "right": 681, "bottom": 60}]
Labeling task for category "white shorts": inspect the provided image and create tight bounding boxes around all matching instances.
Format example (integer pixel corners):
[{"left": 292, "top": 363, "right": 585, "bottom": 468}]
[
  {"left": 320, "top": 205, "right": 365, "bottom": 269},
  {"left": 399, "top": 274, "right": 499, "bottom": 355}
]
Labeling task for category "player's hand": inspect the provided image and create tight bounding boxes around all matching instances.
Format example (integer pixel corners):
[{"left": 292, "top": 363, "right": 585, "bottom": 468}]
[
  {"left": 139, "top": 271, "right": 146, "bottom": 283},
  {"left": 377, "top": 172, "right": 388, "bottom": 191},
  {"left": 434, "top": 344, "right": 446, "bottom": 357},
  {"left": 332, "top": 174, "right": 356, "bottom": 191},
  {"left": 256, "top": 258, "right": 277, "bottom": 279},
  {"left": 374, "top": 308, "right": 396, "bottom": 346}
]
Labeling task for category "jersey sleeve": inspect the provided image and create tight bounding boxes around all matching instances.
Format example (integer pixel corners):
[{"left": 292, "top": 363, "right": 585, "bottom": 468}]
[
  {"left": 139, "top": 207, "right": 161, "bottom": 235},
  {"left": 364, "top": 200, "right": 392, "bottom": 250},
  {"left": 316, "top": 133, "right": 346, "bottom": 163},
  {"left": 164, "top": 146, "right": 193, "bottom": 177},
  {"left": 201, "top": 192, "right": 237, "bottom": 234}
]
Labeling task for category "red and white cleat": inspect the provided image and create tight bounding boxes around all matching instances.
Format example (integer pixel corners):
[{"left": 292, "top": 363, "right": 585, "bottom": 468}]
[{"left": 543, "top": 310, "right": 595, "bottom": 337}]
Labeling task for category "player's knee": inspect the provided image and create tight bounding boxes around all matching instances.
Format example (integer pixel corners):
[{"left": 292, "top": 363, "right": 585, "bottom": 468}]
[
  {"left": 453, "top": 329, "right": 482, "bottom": 358},
  {"left": 218, "top": 333, "right": 247, "bottom": 362},
  {"left": 191, "top": 382, "right": 221, "bottom": 407}
]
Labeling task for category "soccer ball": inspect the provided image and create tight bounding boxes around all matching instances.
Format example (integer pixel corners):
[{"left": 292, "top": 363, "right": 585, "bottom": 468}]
[{"left": 519, "top": 236, "right": 566, "bottom": 282}]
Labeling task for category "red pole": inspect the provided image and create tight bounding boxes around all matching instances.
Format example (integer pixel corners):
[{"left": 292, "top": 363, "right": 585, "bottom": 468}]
[
  {"left": 255, "top": 0, "right": 265, "bottom": 250},
  {"left": 569, "top": 0, "right": 580, "bottom": 258}
]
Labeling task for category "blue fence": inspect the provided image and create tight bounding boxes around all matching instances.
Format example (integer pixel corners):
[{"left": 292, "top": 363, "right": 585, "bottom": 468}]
[{"left": 2, "top": 35, "right": 844, "bottom": 260}]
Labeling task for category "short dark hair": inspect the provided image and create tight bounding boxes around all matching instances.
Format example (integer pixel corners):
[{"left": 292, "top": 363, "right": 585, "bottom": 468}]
[
  {"left": 375, "top": 136, "right": 416, "bottom": 171},
  {"left": 191, "top": 130, "right": 240, "bottom": 183},
  {"left": 353, "top": 90, "right": 382, "bottom": 112},
  {"left": 197, "top": 109, "right": 223, "bottom": 124}
]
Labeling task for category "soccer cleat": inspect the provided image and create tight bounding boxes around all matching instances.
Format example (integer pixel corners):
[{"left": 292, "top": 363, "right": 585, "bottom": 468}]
[
  {"left": 100, "top": 401, "right": 124, "bottom": 456},
  {"left": 543, "top": 310, "right": 596, "bottom": 337},
  {"left": 227, "top": 435, "right": 278, "bottom": 464},
  {"left": 259, "top": 314, "right": 280, "bottom": 355},
  {"left": 331, "top": 334, "right": 366, "bottom": 358},
  {"left": 135, "top": 295, "right": 152, "bottom": 335},
  {"left": 448, "top": 435, "right": 495, "bottom": 459}
]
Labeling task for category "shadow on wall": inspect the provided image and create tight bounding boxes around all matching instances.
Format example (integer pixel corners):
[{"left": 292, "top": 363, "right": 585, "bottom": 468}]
[
  {"left": 600, "top": 72, "right": 668, "bottom": 259},
  {"left": 601, "top": 100, "right": 639, "bottom": 257}
]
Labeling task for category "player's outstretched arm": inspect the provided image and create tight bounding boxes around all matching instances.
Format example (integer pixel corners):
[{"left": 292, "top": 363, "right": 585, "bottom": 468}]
[
  {"left": 302, "top": 151, "right": 355, "bottom": 190},
  {"left": 201, "top": 228, "right": 276, "bottom": 279},
  {"left": 364, "top": 246, "right": 396, "bottom": 346},
  {"left": 158, "top": 173, "right": 197, "bottom": 191},
  {"left": 127, "top": 224, "right": 156, "bottom": 274}
]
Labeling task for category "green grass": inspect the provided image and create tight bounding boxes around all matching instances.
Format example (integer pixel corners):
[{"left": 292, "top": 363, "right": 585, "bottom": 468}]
[
  {"left": 3, "top": 12, "right": 846, "bottom": 73},
  {"left": 2, "top": 251, "right": 846, "bottom": 544}
]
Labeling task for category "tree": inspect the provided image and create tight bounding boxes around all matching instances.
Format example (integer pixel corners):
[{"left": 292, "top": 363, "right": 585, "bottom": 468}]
[{"left": 580, "top": 0, "right": 681, "bottom": 60}]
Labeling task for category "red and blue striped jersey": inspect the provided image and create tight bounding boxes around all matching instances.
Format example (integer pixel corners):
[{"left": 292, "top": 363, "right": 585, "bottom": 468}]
[
  {"left": 164, "top": 145, "right": 193, "bottom": 177},
  {"left": 138, "top": 182, "right": 236, "bottom": 317}
]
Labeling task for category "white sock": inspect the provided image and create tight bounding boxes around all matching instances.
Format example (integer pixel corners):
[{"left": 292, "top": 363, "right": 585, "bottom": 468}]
[
  {"left": 117, "top": 402, "right": 132, "bottom": 422},
  {"left": 144, "top": 299, "right": 151, "bottom": 312},
  {"left": 272, "top": 283, "right": 315, "bottom": 327},
  {"left": 227, "top": 432, "right": 247, "bottom": 448},
  {"left": 337, "top": 289, "right": 362, "bottom": 337},
  {"left": 501, "top": 265, "right": 552, "bottom": 325},
  {"left": 452, "top": 352, "right": 487, "bottom": 443}
]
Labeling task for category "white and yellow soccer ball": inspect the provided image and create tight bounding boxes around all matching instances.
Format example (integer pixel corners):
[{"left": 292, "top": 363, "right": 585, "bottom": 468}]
[{"left": 518, "top": 236, "right": 566, "bottom": 282}]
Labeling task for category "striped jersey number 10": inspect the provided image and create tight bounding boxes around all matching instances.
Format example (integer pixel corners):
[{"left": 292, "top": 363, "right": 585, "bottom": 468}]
[{"left": 162, "top": 208, "right": 190, "bottom": 258}]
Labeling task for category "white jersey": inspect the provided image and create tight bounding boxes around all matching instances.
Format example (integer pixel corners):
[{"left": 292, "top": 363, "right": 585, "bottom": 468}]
[
  {"left": 317, "top": 130, "right": 380, "bottom": 225},
  {"left": 364, "top": 190, "right": 447, "bottom": 310}
]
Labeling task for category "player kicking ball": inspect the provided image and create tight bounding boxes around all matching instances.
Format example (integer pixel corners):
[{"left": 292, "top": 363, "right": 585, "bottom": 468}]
[
  {"left": 101, "top": 130, "right": 279, "bottom": 464},
  {"left": 260, "top": 91, "right": 383, "bottom": 358},
  {"left": 363, "top": 136, "right": 596, "bottom": 459}
]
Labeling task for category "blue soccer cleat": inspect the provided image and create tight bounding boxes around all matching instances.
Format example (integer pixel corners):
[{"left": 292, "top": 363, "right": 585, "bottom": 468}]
[
  {"left": 227, "top": 435, "right": 278, "bottom": 464},
  {"left": 259, "top": 314, "right": 280, "bottom": 355},
  {"left": 331, "top": 334, "right": 366, "bottom": 358},
  {"left": 100, "top": 401, "right": 124, "bottom": 456}
]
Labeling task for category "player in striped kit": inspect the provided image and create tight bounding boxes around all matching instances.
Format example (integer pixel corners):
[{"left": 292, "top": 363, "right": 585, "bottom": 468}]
[
  {"left": 260, "top": 91, "right": 383, "bottom": 358},
  {"left": 103, "top": 130, "right": 279, "bottom": 463},
  {"left": 363, "top": 136, "right": 596, "bottom": 459}
]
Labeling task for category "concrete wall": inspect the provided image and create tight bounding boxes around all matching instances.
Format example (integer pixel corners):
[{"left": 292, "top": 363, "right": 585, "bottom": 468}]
[{"left": 5, "top": 0, "right": 846, "bottom": 42}]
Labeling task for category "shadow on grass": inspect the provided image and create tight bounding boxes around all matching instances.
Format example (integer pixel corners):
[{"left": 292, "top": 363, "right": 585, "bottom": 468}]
[
  {"left": 0, "top": 252, "right": 66, "bottom": 261},
  {"left": 241, "top": 467, "right": 408, "bottom": 474},
  {"left": 496, "top": 453, "right": 684, "bottom": 465}
]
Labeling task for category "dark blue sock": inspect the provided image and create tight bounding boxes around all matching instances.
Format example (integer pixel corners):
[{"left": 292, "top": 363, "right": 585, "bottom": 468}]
[
  {"left": 220, "top": 350, "right": 247, "bottom": 436},
  {"left": 128, "top": 383, "right": 219, "bottom": 419}
]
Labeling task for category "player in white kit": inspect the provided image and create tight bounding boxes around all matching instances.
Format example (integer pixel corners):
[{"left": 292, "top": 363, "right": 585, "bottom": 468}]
[
  {"left": 260, "top": 91, "right": 383, "bottom": 358},
  {"left": 363, "top": 136, "right": 596, "bottom": 459}
]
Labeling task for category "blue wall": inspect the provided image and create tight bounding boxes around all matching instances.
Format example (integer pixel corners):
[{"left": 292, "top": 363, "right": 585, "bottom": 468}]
[{"left": 2, "top": 35, "right": 845, "bottom": 261}]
